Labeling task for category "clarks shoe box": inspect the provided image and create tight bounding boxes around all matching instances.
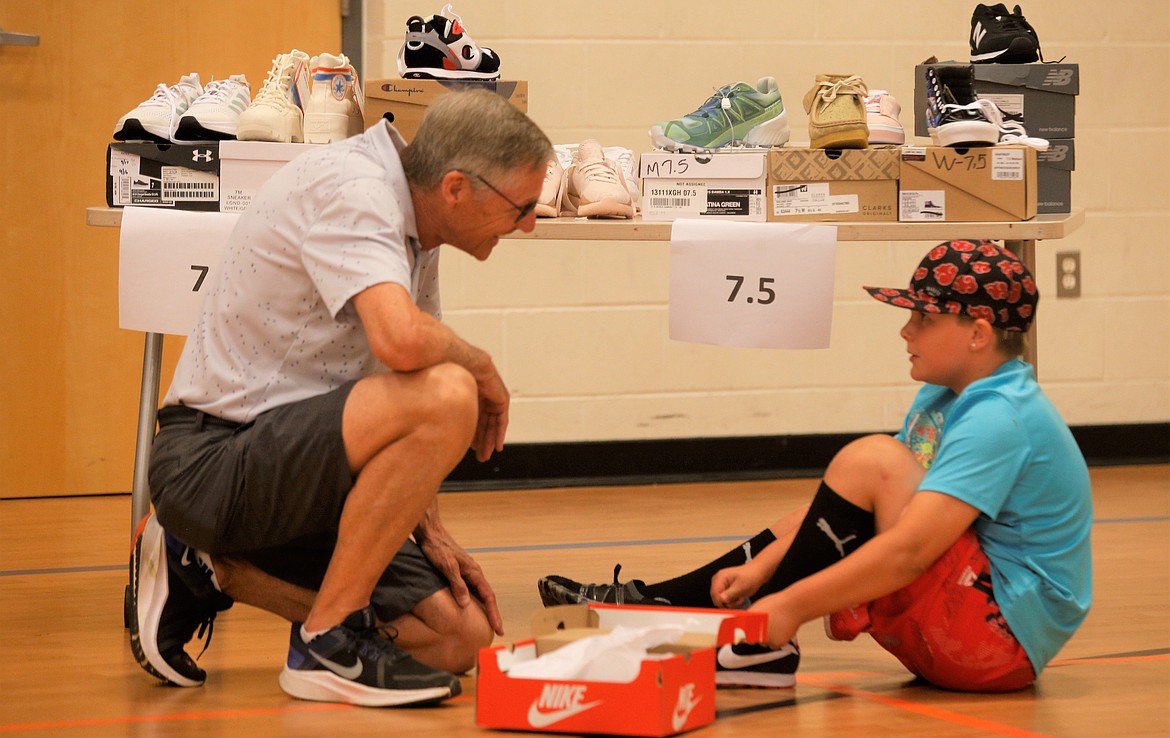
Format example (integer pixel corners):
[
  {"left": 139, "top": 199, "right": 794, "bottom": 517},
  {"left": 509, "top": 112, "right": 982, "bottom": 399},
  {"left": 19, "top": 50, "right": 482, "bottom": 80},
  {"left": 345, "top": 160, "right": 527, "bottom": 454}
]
[
  {"left": 106, "top": 142, "right": 220, "bottom": 211},
  {"left": 219, "top": 141, "right": 312, "bottom": 213},
  {"left": 914, "top": 62, "right": 1079, "bottom": 139},
  {"left": 363, "top": 79, "right": 528, "bottom": 142},
  {"left": 1036, "top": 138, "right": 1074, "bottom": 214},
  {"left": 767, "top": 146, "right": 899, "bottom": 222},
  {"left": 640, "top": 151, "right": 768, "bottom": 222},
  {"left": 899, "top": 145, "right": 1036, "bottom": 222},
  {"left": 477, "top": 603, "right": 768, "bottom": 737}
]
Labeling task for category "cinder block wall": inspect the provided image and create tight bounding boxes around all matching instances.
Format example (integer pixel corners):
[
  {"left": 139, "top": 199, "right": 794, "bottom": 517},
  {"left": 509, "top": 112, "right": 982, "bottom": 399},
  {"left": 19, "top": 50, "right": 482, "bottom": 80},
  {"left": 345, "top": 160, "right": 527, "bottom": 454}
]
[{"left": 365, "top": 1, "right": 1169, "bottom": 443}]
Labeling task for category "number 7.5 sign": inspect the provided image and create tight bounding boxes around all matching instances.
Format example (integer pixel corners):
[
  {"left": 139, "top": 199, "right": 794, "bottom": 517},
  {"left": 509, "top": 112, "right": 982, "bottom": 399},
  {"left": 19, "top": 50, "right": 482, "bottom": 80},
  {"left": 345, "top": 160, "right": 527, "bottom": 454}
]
[{"left": 668, "top": 219, "right": 837, "bottom": 349}]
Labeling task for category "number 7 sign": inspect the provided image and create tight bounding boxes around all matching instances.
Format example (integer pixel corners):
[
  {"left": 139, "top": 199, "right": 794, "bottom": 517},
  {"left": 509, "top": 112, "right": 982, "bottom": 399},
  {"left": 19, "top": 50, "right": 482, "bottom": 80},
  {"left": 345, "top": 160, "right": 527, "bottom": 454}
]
[{"left": 668, "top": 219, "right": 837, "bottom": 349}]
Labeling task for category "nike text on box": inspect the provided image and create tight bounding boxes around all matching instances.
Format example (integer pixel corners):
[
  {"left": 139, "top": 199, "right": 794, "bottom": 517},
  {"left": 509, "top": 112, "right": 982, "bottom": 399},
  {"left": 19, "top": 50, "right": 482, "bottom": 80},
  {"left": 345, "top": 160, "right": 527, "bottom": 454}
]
[
  {"left": 362, "top": 79, "right": 528, "bottom": 143},
  {"left": 476, "top": 604, "right": 767, "bottom": 737},
  {"left": 107, "top": 142, "right": 221, "bottom": 212},
  {"left": 640, "top": 151, "right": 768, "bottom": 222}
]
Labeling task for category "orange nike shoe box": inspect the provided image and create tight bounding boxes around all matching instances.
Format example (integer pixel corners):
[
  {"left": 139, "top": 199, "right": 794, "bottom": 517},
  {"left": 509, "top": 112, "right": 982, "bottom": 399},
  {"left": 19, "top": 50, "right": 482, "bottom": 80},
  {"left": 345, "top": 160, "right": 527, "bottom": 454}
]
[{"left": 476, "top": 603, "right": 767, "bottom": 737}]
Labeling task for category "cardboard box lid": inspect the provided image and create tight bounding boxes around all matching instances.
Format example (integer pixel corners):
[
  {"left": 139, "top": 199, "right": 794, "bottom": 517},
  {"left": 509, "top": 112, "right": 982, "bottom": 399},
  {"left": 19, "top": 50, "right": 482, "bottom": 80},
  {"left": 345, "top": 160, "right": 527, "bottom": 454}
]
[
  {"left": 220, "top": 140, "right": 312, "bottom": 162},
  {"left": 364, "top": 78, "right": 528, "bottom": 106},
  {"left": 533, "top": 603, "right": 768, "bottom": 653},
  {"left": 974, "top": 62, "right": 1080, "bottom": 96},
  {"left": 768, "top": 146, "right": 900, "bottom": 181},
  {"left": 108, "top": 141, "right": 220, "bottom": 170},
  {"left": 640, "top": 151, "right": 767, "bottom": 179}
]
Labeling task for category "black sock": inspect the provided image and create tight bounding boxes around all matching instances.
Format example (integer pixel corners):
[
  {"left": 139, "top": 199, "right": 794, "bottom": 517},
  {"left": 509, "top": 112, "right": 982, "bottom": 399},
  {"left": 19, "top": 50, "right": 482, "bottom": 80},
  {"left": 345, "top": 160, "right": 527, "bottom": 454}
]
[
  {"left": 756, "top": 481, "right": 875, "bottom": 598},
  {"left": 640, "top": 529, "right": 777, "bottom": 607}
]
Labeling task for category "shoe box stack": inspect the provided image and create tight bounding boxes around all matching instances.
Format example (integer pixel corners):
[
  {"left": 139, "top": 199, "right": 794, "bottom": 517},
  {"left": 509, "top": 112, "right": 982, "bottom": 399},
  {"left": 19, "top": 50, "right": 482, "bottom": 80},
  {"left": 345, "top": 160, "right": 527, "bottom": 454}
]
[
  {"left": 477, "top": 603, "right": 768, "bottom": 737},
  {"left": 107, "top": 50, "right": 364, "bottom": 212}
]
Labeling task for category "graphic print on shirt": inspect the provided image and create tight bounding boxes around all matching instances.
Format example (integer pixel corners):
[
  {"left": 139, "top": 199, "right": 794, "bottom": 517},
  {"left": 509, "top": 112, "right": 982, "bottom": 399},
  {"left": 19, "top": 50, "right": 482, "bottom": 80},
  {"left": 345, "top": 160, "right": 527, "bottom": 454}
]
[{"left": 904, "top": 409, "right": 946, "bottom": 469}]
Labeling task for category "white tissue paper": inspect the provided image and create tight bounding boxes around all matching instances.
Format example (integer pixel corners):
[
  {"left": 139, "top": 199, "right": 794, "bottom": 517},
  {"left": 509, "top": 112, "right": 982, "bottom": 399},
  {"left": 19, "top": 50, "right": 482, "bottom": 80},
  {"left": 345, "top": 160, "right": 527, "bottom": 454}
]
[{"left": 507, "top": 624, "right": 687, "bottom": 684}]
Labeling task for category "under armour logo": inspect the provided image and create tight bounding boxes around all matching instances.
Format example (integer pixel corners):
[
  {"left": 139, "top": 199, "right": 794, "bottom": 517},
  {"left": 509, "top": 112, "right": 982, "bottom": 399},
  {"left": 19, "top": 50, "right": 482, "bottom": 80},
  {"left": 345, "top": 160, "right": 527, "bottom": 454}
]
[
  {"left": 1043, "top": 69, "right": 1075, "bottom": 87},
  {"left": 817, "top": 518, "right": 857, "bottom": 558},
  {"left": 191, "top": 149, "right": 214, "bottom": 162}
]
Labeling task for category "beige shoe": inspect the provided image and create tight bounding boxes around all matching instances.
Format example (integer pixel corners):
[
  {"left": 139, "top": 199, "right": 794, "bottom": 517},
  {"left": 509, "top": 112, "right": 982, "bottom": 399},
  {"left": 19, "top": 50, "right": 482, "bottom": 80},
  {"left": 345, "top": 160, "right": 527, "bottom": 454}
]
[
  {"left": 562, "top": 140, "right": 635, "bottom": 219},
  {"left": 534, "top": 157, "right": 565, "bottom": 217},
  {"left": 304, "top": 52, "right": 364, "bottom": 144},
  {"left": 802, "top": 74, "right": 869, "bottom": 149}
]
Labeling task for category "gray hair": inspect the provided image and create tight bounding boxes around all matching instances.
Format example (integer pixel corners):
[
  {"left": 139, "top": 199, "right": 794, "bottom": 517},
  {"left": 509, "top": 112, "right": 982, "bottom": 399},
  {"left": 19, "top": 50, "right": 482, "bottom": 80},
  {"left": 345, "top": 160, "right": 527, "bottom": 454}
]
[{"left": 401, "top": 88, "right": 551, "bottom": 189}]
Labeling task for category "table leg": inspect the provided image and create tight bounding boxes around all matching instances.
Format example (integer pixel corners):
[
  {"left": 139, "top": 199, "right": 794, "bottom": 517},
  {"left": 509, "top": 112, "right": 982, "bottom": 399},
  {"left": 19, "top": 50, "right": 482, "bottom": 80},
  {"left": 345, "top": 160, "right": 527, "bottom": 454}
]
[{"left": 131, "top": 332, "right": 163, "bottom": 539}]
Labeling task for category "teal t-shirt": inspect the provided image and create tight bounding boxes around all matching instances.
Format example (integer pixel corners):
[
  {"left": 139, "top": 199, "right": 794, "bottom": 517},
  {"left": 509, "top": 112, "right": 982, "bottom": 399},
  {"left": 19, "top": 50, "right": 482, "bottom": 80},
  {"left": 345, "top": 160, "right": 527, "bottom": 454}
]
[{"left": 897, "top": 359, "right": 1092, "bottom": 675}]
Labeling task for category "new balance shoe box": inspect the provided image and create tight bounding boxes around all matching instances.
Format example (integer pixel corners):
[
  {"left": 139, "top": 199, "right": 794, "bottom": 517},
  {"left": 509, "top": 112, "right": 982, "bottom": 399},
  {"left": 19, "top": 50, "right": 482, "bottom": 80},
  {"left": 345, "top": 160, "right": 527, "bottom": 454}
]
[
  {"left": 477, "top": 603, "right": 768, "bottom": 737},
  {"left": 899, "top": 145, "right": 1037, "bottom": 221},
  {"left": 106, "top": 142, "right": 220, "bottom": 211},
  {"left": 219, "top": 141, "right": 312, "bottom": 213},
  {"left": 766, "top": 146, "right": 899, "bottom": 222},
  {"left": 640, "top": 151, "right": 768, "bottom": 222},
  {"left": 1036, "top": 139, "right": 1074, "bottom": 213},
  {"left": 363, "top": 79, "right": 528, "bottom": 142},
  {"left": 914, "top": 62, "right": 1079, "bottom": 139}
]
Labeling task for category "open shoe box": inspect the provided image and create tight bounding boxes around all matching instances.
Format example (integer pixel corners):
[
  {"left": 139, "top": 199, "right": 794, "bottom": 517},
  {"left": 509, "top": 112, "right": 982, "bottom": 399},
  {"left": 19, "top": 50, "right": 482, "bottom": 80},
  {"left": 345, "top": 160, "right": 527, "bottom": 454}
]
[{"left": 476, "top": 603, "right": 768, "bottom": 737}]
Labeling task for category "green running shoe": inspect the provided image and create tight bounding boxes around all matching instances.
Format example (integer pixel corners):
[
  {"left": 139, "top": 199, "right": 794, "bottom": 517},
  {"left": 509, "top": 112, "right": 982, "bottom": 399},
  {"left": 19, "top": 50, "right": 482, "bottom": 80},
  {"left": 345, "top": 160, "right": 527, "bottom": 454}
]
[{"left": 649, "top": 76, "right": 791, "bottom": 152}]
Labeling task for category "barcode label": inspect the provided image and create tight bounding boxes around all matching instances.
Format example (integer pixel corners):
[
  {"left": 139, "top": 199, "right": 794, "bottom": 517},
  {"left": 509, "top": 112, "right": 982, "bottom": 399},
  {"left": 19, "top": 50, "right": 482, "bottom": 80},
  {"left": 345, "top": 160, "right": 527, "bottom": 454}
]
[
  {"left": 649, "top": 197, "right": 692, "bottom": 208},
  {"left": 163, "top": 182, "right": 217, "bottom": 199}
]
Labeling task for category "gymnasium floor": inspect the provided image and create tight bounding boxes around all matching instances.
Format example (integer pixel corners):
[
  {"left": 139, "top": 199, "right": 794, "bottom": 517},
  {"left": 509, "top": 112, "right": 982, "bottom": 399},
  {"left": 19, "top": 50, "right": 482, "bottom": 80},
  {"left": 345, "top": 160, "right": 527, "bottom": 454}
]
[{"left": 1, "top": 465, "right": 1167, "bottom": 737}]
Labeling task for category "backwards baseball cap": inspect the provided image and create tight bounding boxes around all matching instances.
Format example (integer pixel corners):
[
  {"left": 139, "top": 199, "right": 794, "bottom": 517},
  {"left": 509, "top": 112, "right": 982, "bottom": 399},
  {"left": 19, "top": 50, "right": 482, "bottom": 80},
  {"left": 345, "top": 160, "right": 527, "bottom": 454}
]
[{"left": 864, "top": 240, "right": 1038, "bottom": 331}]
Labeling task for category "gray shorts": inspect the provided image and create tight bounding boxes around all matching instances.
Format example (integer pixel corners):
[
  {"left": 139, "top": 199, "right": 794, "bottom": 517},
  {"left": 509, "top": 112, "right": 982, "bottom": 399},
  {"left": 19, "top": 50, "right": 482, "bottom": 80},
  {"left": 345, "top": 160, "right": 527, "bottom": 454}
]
[{"left": 148, "top": 383, "right": 444, "bottom": 622}]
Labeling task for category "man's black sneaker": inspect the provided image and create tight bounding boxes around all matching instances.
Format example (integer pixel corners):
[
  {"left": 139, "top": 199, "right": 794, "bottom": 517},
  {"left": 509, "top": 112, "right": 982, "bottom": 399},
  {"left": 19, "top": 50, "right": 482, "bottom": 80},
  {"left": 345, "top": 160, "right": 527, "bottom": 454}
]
[
  {"left": 970, "top": 3, "right": 1041, "bottom": 64},
  {"left": 129, "top": 514, "right": 233, "bottom": 687},
  {"left": 925, "top": 65, "right": 999, "bottom": 147},
  {"left": 715, "top": 640, "right": 800, "bottom": 688},
  {"left": 279, "top": 606, "right": 461, "bottom": 707},
  {"left": 537, "top": 564, "right": 672, "bottom": 607}
]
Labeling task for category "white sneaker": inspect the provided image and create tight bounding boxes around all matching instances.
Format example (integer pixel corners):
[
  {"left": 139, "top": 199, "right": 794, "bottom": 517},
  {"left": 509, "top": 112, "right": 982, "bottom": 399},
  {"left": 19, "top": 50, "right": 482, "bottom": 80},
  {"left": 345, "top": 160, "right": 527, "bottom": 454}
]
[
  {"left": 535, "top": 157, "right": 565, "bottom": 218},
  {"left": 303, "top": 53, "right": 365, "bottom": 144},
  {"left": 174, "top": 75, "right": 251, "bottom": 141},
  {"left": 237, "top": 50, "right": 311, "bottom": 143},
  {"left": 562, "top": 139, "right": 636, "bottom": 219},
  {"left": 113, "top": 73, "right": 203, "bottom": 143},
  {"left": 864, "top": 89, "right": 905, "bottom": 145},
  {"left": 975, "top": 99, "right": 1050, "bottom": 150}
]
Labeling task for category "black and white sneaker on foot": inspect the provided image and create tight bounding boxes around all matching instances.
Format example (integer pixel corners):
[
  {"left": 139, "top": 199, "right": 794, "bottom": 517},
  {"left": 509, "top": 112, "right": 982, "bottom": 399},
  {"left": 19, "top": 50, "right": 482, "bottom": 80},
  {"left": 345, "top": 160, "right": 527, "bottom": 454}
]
[
  {"left": 970, "top": 3, "right": 1041, "bottom": 64},
  {"left": 129, "top": 514, "right": 233, "bottom": 687},
  {"left": 537, "top": 564, "right": 672, "bottom": 607},
  {"left": 715, "top": 640, "right": 799, "bottom": 688},
  {"left": 279, "top": 606, "right": 461, "bottom": 707}
]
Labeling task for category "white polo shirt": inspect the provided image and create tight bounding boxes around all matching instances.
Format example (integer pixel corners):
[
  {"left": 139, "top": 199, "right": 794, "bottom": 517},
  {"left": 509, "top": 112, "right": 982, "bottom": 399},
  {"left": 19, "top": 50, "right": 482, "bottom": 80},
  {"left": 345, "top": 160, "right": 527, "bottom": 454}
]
[{"left": 164, "top": 122, "right": 441, "bottom": 423}]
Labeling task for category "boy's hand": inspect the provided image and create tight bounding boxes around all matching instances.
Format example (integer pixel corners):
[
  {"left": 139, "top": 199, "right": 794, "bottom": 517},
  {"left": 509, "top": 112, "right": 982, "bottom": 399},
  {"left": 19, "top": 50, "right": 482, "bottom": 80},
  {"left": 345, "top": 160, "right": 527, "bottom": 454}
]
[{"left": 710, "top": 561, "right": 767, "bottom": 608}]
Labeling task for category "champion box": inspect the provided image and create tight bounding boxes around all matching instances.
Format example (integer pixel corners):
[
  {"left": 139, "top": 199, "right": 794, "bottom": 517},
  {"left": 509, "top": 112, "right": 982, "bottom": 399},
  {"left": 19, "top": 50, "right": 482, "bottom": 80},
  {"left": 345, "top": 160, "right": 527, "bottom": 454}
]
[
  {"left": 477, "top": 603, "right": 768, "bottom": 737},
  {"left": 106, "top": 142, "right": 220, "bottom": 211},
  {"left": 640, "top": 151, "right": 768, "bottom": 222},
  {"left": 363, "top": 79, "right": 528, "bottom": 142},
  {"left": 899, "top": 145, "right": 1036, "bottom": 222},
  {"left": 767, "top": 146, "right": 899, "bottom": 222}
]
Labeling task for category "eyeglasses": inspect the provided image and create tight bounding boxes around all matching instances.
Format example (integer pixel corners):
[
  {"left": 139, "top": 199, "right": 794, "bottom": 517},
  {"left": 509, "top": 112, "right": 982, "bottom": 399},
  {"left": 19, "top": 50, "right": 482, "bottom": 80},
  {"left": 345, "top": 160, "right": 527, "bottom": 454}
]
[{"left": 461, "top": 170, "right": 538, "bottom": 224}]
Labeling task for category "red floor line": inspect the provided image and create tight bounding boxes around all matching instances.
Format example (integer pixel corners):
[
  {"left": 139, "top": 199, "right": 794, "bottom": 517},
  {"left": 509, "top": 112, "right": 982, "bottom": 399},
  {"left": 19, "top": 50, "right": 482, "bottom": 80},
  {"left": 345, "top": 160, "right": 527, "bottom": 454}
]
[
  {"left": 1051, "top": 653, "right": 1170, "bottom": 666},
  {"left": 796, "top": 675, "right": 1055, "bottom": 738}
]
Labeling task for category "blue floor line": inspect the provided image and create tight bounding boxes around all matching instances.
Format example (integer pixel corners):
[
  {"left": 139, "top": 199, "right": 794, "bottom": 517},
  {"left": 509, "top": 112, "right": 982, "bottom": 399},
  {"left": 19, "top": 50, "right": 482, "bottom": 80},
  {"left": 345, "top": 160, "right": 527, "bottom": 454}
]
[{"left": 2, "top": 516, "right": 1167, "bottom": 578}]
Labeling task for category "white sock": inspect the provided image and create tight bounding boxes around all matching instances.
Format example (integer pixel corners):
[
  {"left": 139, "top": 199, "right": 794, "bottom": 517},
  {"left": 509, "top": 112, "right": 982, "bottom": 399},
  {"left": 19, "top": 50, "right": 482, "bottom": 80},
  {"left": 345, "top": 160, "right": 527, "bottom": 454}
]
[{"left": 301, "top": 624, "right": 329, "bottom": 643}]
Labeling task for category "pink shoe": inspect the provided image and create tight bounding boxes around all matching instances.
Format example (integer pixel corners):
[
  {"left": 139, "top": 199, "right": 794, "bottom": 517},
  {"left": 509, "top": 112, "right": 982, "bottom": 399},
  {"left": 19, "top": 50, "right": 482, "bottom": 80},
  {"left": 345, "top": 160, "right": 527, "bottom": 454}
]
[
  {"left": 534, "top": 157, "right": 564, "bottom": 217},
  {"left": 865, "top": 90, "right": 905, "bottom": 145},
  {"left": 562, "top": 139, "right": 635, "bottom": 219}
]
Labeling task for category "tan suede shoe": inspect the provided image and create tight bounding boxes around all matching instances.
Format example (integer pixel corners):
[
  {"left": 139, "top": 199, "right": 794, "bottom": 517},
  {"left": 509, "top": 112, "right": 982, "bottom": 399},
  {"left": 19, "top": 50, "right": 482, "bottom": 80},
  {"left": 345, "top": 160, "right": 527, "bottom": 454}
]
[{"left": 802, "top": 74, "right": 869, "bottom": 149}]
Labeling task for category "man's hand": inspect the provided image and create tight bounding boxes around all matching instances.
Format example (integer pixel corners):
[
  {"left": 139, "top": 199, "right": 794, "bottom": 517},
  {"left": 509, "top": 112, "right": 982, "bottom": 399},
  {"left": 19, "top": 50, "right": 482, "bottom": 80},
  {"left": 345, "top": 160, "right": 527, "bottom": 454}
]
[
  {"left": 415, "top": 503, "right": 504, "bottom": 635},
  {"left": 472, "top": 366, "right": 509, "bottom": 462}
]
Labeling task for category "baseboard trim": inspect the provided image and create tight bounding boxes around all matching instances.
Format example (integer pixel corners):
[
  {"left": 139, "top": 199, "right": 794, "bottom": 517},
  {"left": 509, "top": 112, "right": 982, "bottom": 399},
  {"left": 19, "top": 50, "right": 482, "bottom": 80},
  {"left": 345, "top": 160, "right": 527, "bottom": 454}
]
[{"left": 441, "top": 423, "right": 1170, "bottom": 491}]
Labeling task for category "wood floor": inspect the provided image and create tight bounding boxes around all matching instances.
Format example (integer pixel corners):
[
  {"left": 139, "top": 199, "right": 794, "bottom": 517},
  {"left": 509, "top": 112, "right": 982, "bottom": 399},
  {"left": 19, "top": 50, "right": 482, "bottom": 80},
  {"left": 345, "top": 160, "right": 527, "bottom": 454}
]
[{"left": 1, "top": 465, "right": 1167, "bottom": 737}]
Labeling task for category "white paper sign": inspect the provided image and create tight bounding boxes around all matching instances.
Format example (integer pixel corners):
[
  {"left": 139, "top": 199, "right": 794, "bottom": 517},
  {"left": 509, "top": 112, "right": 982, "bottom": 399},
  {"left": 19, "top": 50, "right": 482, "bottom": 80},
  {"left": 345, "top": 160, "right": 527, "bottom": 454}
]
[
  {"left": 118, "top": 207, "right": 239, "bottom": 334},
  {"left": 669, "top": 219, "right": 837, "bottom": 349}
]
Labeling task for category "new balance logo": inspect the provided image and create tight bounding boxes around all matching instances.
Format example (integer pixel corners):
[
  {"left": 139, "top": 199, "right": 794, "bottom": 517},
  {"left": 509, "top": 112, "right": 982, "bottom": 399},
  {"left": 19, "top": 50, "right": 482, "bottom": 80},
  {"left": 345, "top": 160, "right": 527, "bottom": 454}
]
[
  {"left": 1043, "top": 69, "right": 1075, "bottom": 87},
  {"left": 817, "top": 518, "right": 857, "bottom": 558},
  {"left": 972, "top": 22, "right": 988, "bottom": 48},
  {"left": 526, "top": 684, "right": 603, "bottom": 728},
  {"left": 191, "top": 149, "right": 214, "bottom": 162}
]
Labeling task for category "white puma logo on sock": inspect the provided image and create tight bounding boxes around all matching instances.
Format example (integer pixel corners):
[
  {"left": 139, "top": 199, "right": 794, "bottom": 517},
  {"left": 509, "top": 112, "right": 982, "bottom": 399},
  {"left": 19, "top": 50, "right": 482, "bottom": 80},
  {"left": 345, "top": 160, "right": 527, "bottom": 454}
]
[
  {"left": 817, "top": 518, "right": 857, "bottom": 558},
  {"left": 742, "top": 542, "right": 753, "bottom": 563}
]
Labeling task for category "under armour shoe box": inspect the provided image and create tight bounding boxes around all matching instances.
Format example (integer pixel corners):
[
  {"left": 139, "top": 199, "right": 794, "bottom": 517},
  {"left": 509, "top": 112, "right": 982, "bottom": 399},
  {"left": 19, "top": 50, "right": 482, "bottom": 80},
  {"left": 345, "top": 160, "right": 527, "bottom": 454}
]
[
  {"left": 106, "top": 142, "right": 220, "bottom": 211},
  {"left": 219, "top": 141, "right": 312, "bottom": 213},
  {"left": 899, "top": 145, "right": 1036, "bottom": 221},
  {"left": 477, "top": 603, "right": 767, "bottom": 736},
  {"left": 1036, "top": 138, "right": 1074, "bottom": 214},
  {"left": 363, "top": 79, "right": 528, "bottom": 142},
  {"left": 766, "top": 146, "right": 900, "bottom": 222},
  {"left": 640, "top": 151, "right": 768, "bottom": 222},
  {"left": 913, "top": 62, "right": 1079, "bottom": 139}
]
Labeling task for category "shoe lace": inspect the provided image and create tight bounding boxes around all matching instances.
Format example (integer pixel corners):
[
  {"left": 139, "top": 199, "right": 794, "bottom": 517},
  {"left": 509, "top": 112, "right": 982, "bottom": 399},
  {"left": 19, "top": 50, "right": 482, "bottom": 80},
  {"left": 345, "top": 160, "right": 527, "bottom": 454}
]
[
  {"left": 974, "top": 99, "right": 1049, "bottom": 150},
  {"left": 577, "top": 157, "right": 620, "bottom": 185},
  {"left": 140, "top": 83, "right": 180, "bottom": 109},
  {"left": 352, "top": 622, "right": 405, "bottom": 664},
  {"left": 815, "top": 75, "right": 868, "bottom": 108},
  {"left": 252, "top": 57, "right": 297, "bottom": 109},
  {"left": 196, "top": 79, "right": 235, "bottom": 103}
]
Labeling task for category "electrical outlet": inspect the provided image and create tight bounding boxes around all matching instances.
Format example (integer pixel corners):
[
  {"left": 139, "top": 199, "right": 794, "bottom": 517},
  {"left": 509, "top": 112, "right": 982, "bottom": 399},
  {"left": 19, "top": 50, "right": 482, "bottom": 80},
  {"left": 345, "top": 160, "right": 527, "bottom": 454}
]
[{"left": 1056, "top": 251, "right": 1081, "bottom": 298}]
